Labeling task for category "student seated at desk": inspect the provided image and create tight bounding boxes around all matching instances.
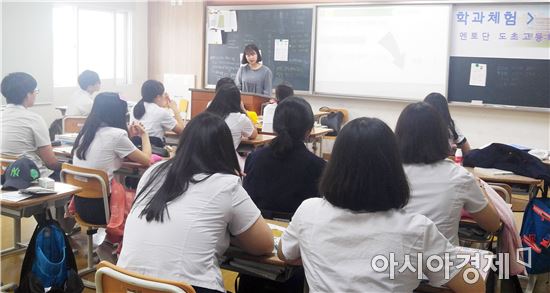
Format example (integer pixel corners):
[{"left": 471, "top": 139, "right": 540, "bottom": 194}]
[
  {"left": 278, "top": 118, "right": 485, "bottom": 293},
  {"left": 244, "top": 97, "right": 325, "bottom": 216},
  {"left": 72, "top": 93, "right": 151, "bottom": 218},
  {"left": 395, "top": 102, "right": 500, "bottom": 246},
  {"left": 132, "top": 80, "right": 184, "bottom": 147},
  {"left": 66, "top": 70, "right": 100, "bottom": 116},
  {"left": 118, "top": 112, "right": 273, "bottom": 293},
  {"left": 206, "top": 83, "right": 258, "bottom": 149},
  {"left": 261, "top": 83, "right": 294, "bottom": 133},
  {"left": 1, "top": 72, "right": 61, "bottom": 179},
  {"left": 424, "top": 92, "right": 471, "bottom": 154}
]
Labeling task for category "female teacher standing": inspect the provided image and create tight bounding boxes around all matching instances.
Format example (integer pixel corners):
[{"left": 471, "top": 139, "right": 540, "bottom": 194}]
[{"left": 236, "top": 44, "right": 273, "bottom": 96}]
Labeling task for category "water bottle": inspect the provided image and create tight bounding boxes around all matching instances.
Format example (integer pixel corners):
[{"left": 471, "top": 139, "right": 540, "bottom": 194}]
[{"left": 454, "top": 148, "right": 463, "bottom": 165}]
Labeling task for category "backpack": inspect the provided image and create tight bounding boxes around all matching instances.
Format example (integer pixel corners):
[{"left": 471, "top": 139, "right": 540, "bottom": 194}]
[
  {"left": 463, "top": 143, "right": 550, "bottom": 197},
  {"left": 319, "top": 110, "right": 344, "bottom": 136},
  {"left": 16, "top": 218, "right": 83, "bottom": 293},
  {"left": 49, "top": 119, "right": 63, "bottom": 142},
  {"left": 520, "top": 197, "right": 550, "bottom": 274}
]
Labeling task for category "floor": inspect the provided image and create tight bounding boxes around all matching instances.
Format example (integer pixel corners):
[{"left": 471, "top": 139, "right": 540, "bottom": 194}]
[{"left": 1, "top": 193, "right": 548, "bottom": 292}]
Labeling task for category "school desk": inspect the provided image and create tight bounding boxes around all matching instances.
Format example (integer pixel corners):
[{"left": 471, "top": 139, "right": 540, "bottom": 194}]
[
  {"left": 257, "top": 127, "right": 332, "bottom": 157},
  {"left": 466, "top": 167, "right": 543, "bottom": 199},
  {"left": 221, "top": 219, "right": 295, "bottom": 282},
  {"left": 240, "top": 134, "right": 277, "bottom": 148},
  {"left": 1, "top": 182, "right": 81, "bottom": 257}
]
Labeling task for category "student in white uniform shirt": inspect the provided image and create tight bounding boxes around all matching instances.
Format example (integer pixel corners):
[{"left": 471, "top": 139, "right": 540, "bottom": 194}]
[
  {"left": 1, "top": 72, "right": 60, "bottom": 178},
  {"left": 118, "top": 112, "right": 273, "bottom": 293},
  {"left": 261, "top": 83, "right": 294, "bottom": 133},
  {"left": 395, "top": 102, "right": 500, "bottom": 246},
  {"left": 132, "top": 80, "right": 184, "bottom": 146},
  {"left": 66, "top": 70, "right": 100, "bottom": 116},
  {"left": 73, "top": 92, "right": 151, "bottom": 223},
  {"left": 278, "top": 117, "right": 484, "bottom": 293},
  {"left": 206, "top": 83, "right": 257, "bottom": 149}
]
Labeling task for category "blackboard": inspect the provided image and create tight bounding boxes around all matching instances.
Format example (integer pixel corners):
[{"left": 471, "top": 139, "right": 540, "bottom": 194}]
[
  {"left": 206, "top": 8, "right": 313, "bottom": 91},
  {"left": 448, "top": 57, "right": 550, "bottom": 109}
]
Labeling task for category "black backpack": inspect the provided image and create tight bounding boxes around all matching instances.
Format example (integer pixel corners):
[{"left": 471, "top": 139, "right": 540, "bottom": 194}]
[
  {"left": 16, "top": 218, "right": 83, "bottom": 293},
  {"left": 463, "top": 143, "right": 550, "bottom": 197}
]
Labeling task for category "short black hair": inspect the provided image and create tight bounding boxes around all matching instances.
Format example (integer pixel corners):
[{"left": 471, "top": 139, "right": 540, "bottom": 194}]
[
  {"left": 241, "top": 44, "right": 262, "bottom": 64},
  {"left": 78, "top": 70, "right": 100, "bottom": 90},
  {"left": 395, "top": 102, "right": 450, "bottom": 164},
  {"left": 1, "top": 72, "right": 37, "bottom": 105},
  {"left": 215, "top": 77, "right": 235, "bottom": 92},
  {"left": 320, "top": 117, "right": 409, "bottom": 212},
  {"left": 275, "top": 83, "right": 294, "bottom": 101}
]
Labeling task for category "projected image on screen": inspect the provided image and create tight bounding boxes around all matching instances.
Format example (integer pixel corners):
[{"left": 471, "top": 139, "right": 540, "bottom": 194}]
[{"left": 315, "top": 5, "right": 452, "bottom": 100}]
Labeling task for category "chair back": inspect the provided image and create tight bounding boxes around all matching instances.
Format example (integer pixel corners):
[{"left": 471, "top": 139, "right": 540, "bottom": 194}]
[
  {"left": 488, "top": 183, "right": 512, "bottom": 204},
  {"left": 62, "top": 116, "right": 87, "bottom": 133},
  {"left": 95, "top": 261, "right": 196, "bottom": 293},
  {"left": 60, "top": 163, "right": 110, "bottom": 225}
]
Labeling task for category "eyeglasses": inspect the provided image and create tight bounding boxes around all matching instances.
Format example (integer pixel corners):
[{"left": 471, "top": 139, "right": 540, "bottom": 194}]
[{"left": 33, "top": 88, "right": 40, "bottom": 94}]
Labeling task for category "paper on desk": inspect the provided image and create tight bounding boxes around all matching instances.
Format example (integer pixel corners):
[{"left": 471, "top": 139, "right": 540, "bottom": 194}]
[
  {"left": 474, "top": 167, "right": 514, "bottom": 176},
  {"left": 0, "top": 191, "right": 33, "bottom": 202},
  {"left": 469, "top": 63, "right": 487, "bottom": 87}
]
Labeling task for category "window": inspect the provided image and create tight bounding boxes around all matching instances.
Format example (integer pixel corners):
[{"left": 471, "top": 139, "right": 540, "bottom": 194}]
[{"left": 53, "top": 6, "right": 132, "bottom": 87}]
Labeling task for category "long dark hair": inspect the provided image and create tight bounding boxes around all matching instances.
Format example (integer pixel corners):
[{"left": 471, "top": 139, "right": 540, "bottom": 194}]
[
  {"left": 73, "top": 92, "right": 128, "bottom": 160},
  {"left": 270, "top": 97, "right": 313, "bottom": 157},
  {"left": 395, "top": 102, "right": 450, "bottom": 164},
  {"left": 424, "top": 92, "right": 457, "bottom": 140},
  {"left": 134, "top": 112, "right": 241, "bottom": 222},
  {"left": 133, "top": 80, "right": 165, "bottom": 120},
  {"left": 320, "top": 118, "right": 409, "bottom": 212},
  {"left": 206, "top": 83, "right": 244, "bottom": 119}
]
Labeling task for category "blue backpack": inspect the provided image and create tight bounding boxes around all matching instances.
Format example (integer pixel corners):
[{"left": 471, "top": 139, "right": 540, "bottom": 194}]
[
  {"left": 16, "top": 219, "right": 83, "bottom": 293},
  {"left": 520, "top": 197, "right": 550, "bottom": 274}
]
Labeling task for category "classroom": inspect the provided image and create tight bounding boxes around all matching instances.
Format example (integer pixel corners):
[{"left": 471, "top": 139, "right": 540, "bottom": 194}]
[{"left": 1, "top": 0, "right": 549, "bottom": 292}]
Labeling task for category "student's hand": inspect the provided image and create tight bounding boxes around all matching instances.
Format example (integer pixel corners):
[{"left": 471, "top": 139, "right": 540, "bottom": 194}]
[
  {"left": 240, "top": 101, "right": 247, "bottom": 112},
  {"left": 129, "top": 121, "right": 147, "bottom": 137},
  {"left": 167, "top": 96, "right": 179, "bottom": 112}
]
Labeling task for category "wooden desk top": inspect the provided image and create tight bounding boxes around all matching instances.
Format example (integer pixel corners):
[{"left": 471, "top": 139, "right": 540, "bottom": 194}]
[
  {"left": 465, "top": 167, "right": 542, "bottom": 185},
  {"left": 225, "top": 219, "right": 288, "bottom": 267},
  {"left": 240, "top": 134, "right": 276, "bottom": 147},
  {"left": 1, "top": 182, "right": 81, "bottom": 209},
  {"left": 53, "top": 146, "right": 168, "bottom": 170},
  {"left": 309, "top": 127, "right": 332, "bottom": 137}
]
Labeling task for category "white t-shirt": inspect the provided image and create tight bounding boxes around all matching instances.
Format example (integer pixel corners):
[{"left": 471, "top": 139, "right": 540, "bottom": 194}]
[
  {"left": 225, "top": 112, "right": 254, "bottom": 149},
  {"left": 72, "top": 127, "right": 137, "bottom": 180},
  {"left": 66, "top": 89, "right": 93, "bottom": 116},
  {"left": 261, "top": 103, "right": 277, "bottom": 133},
  {"left": 117, "top": 166, "right": 261, "bottom": 292},
  {"left": 403, "top": 159, "right": 488, "bottom": 245},
  {"left": 1, "top": 104, "right": 53, "bottom": 177},
  {"left": 131, "top": 102, "right": 177, "bottom": 140},
  {"left": 281, "top": 198, "right": 463, "bottom": 293},
  {"left": 449, "top": 125, "right": 466, "bottom": 146}
]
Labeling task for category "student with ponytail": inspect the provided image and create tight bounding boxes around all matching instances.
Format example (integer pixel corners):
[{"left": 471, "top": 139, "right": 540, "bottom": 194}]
[
  {"left": 243, "top": 97, "right": 326, "bottom": 216},
  {"left": 132, "top": 80, "right": 184, "bottom": 146}
]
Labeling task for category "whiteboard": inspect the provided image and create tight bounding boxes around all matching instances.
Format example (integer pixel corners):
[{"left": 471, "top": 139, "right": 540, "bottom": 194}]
[{"left": 314, "top": 5, "right": 452, "bottom": 100}]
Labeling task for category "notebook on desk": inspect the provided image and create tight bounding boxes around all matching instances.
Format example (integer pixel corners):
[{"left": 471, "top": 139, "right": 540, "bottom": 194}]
[{"left": 474, "top": 167, "right": 514, "bottom": 176}]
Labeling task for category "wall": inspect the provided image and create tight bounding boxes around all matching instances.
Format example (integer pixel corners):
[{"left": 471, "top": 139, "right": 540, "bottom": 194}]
[
  {"left": 1, "top": 1, "right": 148, "bottom": 125},
  {"left": 148, "top": 1, "right": 205, "bottom": 88}
]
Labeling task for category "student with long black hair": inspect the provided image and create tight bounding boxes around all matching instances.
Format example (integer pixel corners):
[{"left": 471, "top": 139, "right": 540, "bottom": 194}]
[
  {"left": 206, "top": 83, "right": 257, "bottom": 149},
  {"left": 278, "top": 117, "right": 484, "bottom": 293},
  {"left": 243, "top": 97, "right": 325, "bottom": 215},
  {"left": 424, "top": 92, "right": 471, "bottom": 154},
  {"left": 73, "top": 92, "right": 151, "bottom": 181},
  {"left": 132, "top": 80, "right": 184, "bottom": 146},
  {"left": 118, "top": 112, "right": 273, "bottom": 293},
  {"left": 395, "top": 102, "right": 499, "bottom": 246}
]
